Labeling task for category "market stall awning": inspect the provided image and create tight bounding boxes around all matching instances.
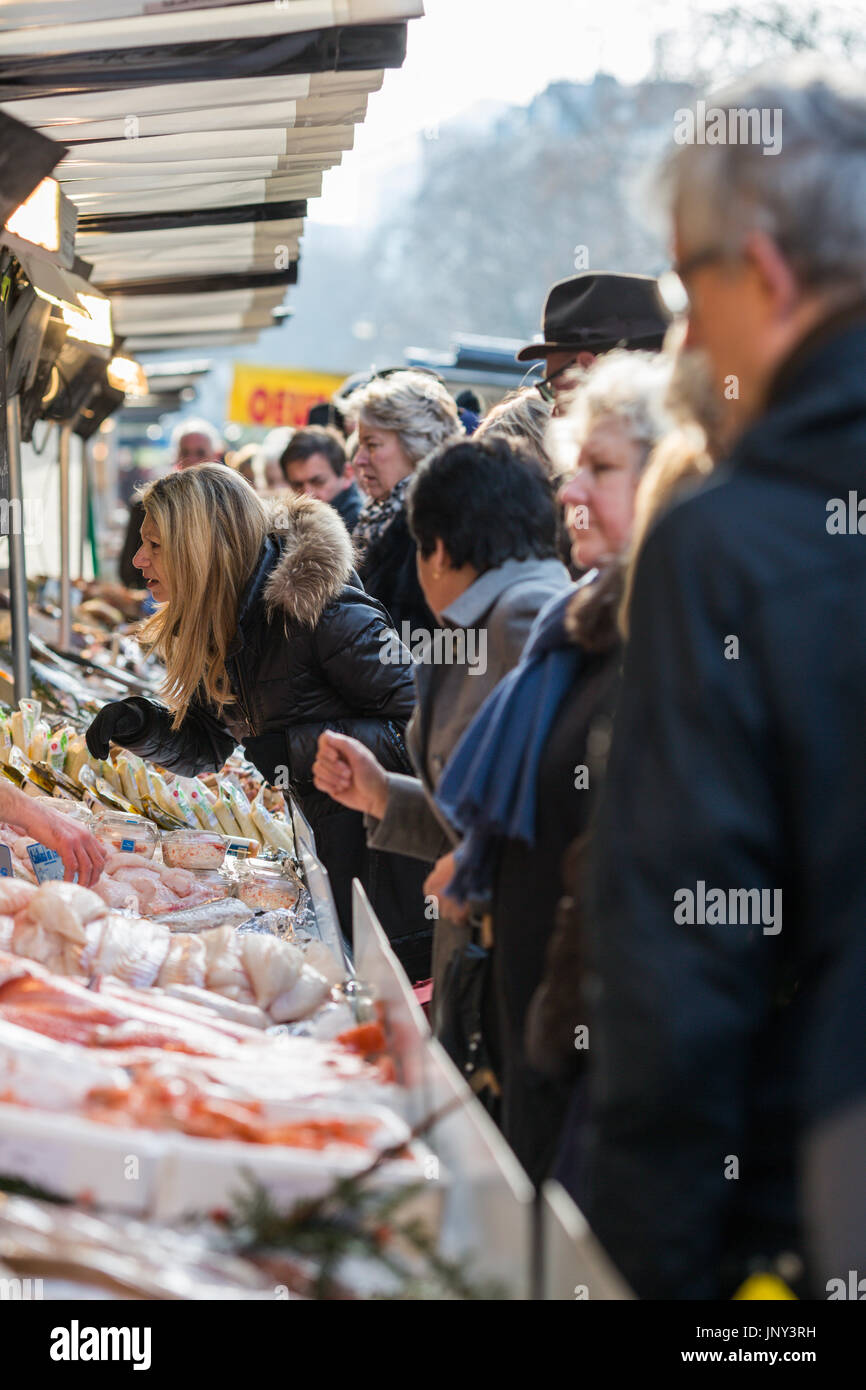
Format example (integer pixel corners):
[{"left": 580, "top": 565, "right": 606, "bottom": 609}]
[{"left": 0, "top": 1, "right": 422, "bottom": 352}]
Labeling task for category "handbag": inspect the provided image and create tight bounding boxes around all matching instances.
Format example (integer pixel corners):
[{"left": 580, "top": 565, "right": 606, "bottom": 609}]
[{"left": 436, "top": 913, "right": 501, "bottom": 1118}]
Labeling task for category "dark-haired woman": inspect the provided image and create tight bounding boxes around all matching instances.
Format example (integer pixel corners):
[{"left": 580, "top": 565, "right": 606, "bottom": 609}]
[{"left": 312, "top": 435, "right": 571, "bottom": 1007}]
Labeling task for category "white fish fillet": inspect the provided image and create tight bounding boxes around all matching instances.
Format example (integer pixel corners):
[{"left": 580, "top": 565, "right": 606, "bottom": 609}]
[
  {"left": 302, "top": 940, "right": 347, "bottom": 987},
  {"left": 270, "top": 965, "right": 331, "bottom": 1023},
  {"left": 10, "top": 917, "right": 74, "bottom": 974},
  {"left": 159, "top": 867, "right": 195, "bottom": 897},
  {"left": 0, "top": 914, "right": 15, "bottom": 952},
  {"left": 161, "top": 984, "right": 269, "bottom": 1030},
  {"left": 239, "top": 933, "right": 302, "bottom": 1010},
  {"left": 27, "top": 881, "right": 108, "bottom": 944},
  {"left": 80, "top": 913, "right": 170, "bottom": 988},
  {"left": 158, "top": 935, "right": 207, "bottom": 990},
  {"left": 0, "top": 879, "right": 37, "bottom": 915},
  {"left": 93, "top": 876, "right": 140, "bottom": 913}
]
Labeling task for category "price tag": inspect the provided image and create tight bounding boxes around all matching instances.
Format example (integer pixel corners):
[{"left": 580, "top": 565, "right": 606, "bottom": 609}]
[
  {"left": 26, "top": 841, "right": 74, "bottom": 883},
  {"left": 0, "top": 844, "right": 13, "bottom": 877},
  {"left": 120, "top": 838, "right": 135, "bottom": 852}
]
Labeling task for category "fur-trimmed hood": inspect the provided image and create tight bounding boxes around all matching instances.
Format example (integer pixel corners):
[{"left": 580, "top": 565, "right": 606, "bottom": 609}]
[{"left": 262, "top": 493, "right": 355, "bottom": 627}]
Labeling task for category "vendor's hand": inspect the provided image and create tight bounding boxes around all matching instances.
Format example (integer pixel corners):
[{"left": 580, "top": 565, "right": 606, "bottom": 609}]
[
  {"left": 13, "top": 795, "right": 107, "bottom": 887},
  {"left": 312, "top": 731, "right": 389, "bottom": 819},
  {"left": 86, "top": 699, "right": 147, "bottom": 759},
  {"left": 423, "top": 851, "right": 468, "bottom": 924}
]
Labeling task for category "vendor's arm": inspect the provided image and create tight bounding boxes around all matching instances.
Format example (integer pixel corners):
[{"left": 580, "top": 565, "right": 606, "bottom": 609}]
[{"left": 0, "top": 784, "right": 107, "bottom": 886}]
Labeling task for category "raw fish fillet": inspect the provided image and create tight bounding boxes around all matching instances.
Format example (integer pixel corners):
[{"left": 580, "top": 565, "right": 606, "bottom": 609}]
[
  {"left": 158, "top": 935, "right": 207, "bottom": 990},
  {"left": 239, "top": 932, "right": 302, "bottom": 1010},
  {"left": 0, "top": 1016, "right": 129, "bottom": 1109},
  {"left": 27, "top": 881, "right": 108, "bottom": 944},
  {"left": 93, "top": 876, "right": 140, "bottom": 913},
  {"left": 270, "top": 965, "right": 330, "bottom": 1023},
  {"left": 0, "top": 879, "right": 37, "bottom": 915},
  {"left": 81, "top": 913, "right": 171, "bottom": 989}
]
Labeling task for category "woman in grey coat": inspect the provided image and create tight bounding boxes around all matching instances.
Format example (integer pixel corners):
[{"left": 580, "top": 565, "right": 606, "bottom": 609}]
[{"left": 312, "top": 435, "right": 572, "bottom": 1010}]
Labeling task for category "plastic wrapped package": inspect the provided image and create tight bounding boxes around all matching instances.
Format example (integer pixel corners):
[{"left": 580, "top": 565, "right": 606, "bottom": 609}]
[
  {"left": 178, "top": 778, "right": 223, "bottom": 833},
  {"left": 161, "top": 829, "right": 226, "bottom": 870},
  {"left": 28, "top": 719, "right": 50, "bottom": 764},
  {"left": 221, "top": 783, "right": 260, "bottom": 843},
  {"left": 249, "top": 793, "right": 294, "bottom": 854},
  {"left": 64, "top": 735, "right": 90, "bottom": 784},
  {"left": 45, "top": 728, "right": 69, "bottom": 772},
  {"left": 114, "top": 756, "right": 142, "bottom": 810},
  {"left": 235, "top": 862, "right": 302, "bottom": 913},
  {"left": 92, "top": 811, "right": 159, "bottom": 859}
]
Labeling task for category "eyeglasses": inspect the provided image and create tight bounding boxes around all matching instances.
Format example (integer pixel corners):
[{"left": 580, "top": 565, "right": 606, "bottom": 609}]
[
  {"left": 658, "top": 247, "right": 730, "bottom": 316},
  {"left": 534, "top": 358, "right": 579, "bottom": 403}
]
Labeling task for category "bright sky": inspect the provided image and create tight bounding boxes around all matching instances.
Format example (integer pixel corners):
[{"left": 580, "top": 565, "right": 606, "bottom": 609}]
[
  {"left": 310, "top": 0, "right": 863, "bottom": 226},
  {"left": 310, "top": 0, "right": 703, "bottom": 225}
]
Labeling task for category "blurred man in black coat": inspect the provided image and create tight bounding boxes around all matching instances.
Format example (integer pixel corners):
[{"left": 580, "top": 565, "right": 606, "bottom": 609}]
[{"left": 585, "top": 61, "right": 866, "bottom": 1299}]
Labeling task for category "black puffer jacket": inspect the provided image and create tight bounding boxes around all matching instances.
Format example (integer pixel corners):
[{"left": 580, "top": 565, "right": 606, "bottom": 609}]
[
  {"left": 357, "top": 506, "right": 436, "bottom": 637},
  {"left": 108, "top": 496, "right": 416, "bottom": 819}
]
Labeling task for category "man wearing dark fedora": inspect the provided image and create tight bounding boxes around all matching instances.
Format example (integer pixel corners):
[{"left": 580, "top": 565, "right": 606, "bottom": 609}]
[{"left": 518, "top": 271, "right": 672, "bottom": 408}]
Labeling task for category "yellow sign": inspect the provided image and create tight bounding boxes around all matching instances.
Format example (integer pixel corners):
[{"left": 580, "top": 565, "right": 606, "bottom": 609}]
[{"left": 228, "top": 363, "right": 345, "bottom": 429}]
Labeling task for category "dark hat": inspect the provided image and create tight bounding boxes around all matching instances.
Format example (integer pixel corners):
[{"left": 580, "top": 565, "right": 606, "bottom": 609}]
[{"left": 516, "top": 272, "right": 672, "bottom": 362}]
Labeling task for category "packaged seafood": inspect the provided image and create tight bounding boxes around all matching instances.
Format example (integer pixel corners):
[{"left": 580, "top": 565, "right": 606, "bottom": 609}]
[
  {"left": 235, "top": 864, "right": 301, "bottom": 913},
  {"left": 177, "top": 778, "right": 223, "bottom": 834},
  {"left": 249, "top": 793, "right": 295, "bottom": 854},
  {"left": 220, "top": 783, "right": 259, "bottom": 842},
  {"left": 160, "top": 829, "right": 226, "bottom": 871},
  {"left": 224, "top": 835, "right": 258, "bottom": 860},
  {"left": 92, "top": 811, "right": 159, "bottom": 859}
]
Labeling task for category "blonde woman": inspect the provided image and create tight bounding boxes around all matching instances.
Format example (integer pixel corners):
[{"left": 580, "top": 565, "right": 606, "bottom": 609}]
[
  {"left": 85, "top": 464, "right": 431, "bottom": 975},
  {"left": 348, "top": 370, "right": 462, "bottom": 633}
]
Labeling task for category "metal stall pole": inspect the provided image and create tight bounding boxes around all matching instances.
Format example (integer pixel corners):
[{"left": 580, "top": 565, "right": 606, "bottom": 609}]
[
  {"left": 79, "top": 438, "right": 88, "bottom": 580},
  {"left": 58, "top": 420, "right": 72, "bottom": 651},
  {"left": 6, "top": 393, "right": 32, "bottom": 700}
]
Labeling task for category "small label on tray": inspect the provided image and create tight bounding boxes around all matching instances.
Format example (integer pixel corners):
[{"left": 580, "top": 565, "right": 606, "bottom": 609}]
[
  {"left": 120, "top": 838, "right": 135, "bottom": 852},
  {"left": 226, "top": 841, "right": 250, "bottom": 859},
  {"left": 0, "top": 844, "right": 13, "bottom": 877},
  {"left": 26, "top": 841, "right": 74, "bottom": 883}
]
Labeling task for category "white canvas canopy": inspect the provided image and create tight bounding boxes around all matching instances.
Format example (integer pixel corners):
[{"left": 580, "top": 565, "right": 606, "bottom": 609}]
[{"left": 0, "top": 0, "right": 420, "bottom": 349}]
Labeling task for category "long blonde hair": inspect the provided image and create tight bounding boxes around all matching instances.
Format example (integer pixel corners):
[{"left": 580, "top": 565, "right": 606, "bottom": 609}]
[{"left": 137, "top": 464, "right": 270, "bottom": 728}]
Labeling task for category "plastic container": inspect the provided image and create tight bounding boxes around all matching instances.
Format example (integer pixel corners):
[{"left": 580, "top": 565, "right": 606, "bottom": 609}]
[
  {"left": 161, "top": 828, "right": 227, "bottom": 870},
  {"left": 235, "top": 862, "right": 301, "bottom": 913},
  {"left": 224, "top": 835, "right": 259, "bottom": 860},
  {"left": 92, "top": 810, "right": 159, "bottom": 859}
]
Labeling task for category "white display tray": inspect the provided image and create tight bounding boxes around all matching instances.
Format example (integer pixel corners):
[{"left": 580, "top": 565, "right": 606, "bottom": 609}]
[{"left": 0, "top": 1099, "right": 442, "bottom": 1229}]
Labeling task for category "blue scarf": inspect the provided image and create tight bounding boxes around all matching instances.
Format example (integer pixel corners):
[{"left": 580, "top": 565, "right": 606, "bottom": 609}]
[{"left": 435, "top": 577, "right": 592, "bottom": 906}]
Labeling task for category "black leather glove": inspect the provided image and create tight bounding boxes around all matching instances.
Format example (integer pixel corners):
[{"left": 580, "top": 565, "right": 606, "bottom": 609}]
[{"left": 86, "top": 699, "right": 149, "bottom": 760}]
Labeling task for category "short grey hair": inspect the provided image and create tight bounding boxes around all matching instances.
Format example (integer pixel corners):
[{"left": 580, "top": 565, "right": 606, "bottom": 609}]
[
  {"left": 346, "top": 370, "right": 462, "bottom": 466},
  {"left": 548, "top": 350, "right": 675, "bottom": 476},
  {"left": 171, "top": 416, "right": 223, "bottom": 455},
  {"left": 659, "top": 59, "right": 866, "bottom": 294}
]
